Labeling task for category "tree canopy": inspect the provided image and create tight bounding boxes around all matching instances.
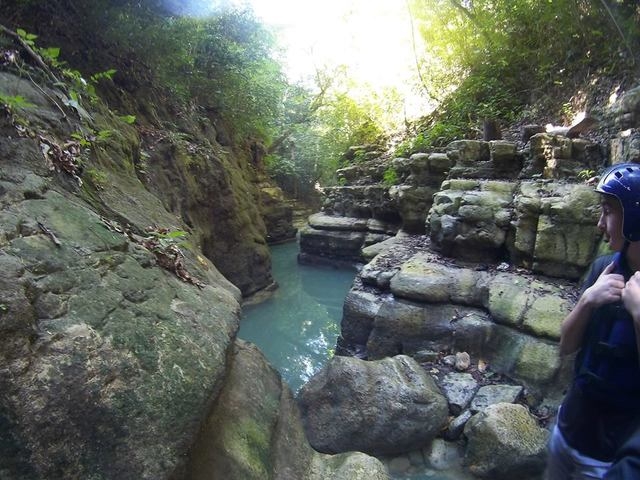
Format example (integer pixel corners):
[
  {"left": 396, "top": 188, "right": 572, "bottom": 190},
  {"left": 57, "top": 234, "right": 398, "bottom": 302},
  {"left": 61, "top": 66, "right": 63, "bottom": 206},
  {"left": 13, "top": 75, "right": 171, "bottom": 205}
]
[
  {"left": 2, "top": 0, "right": 639, "bottom": 199},
  {"left": 400, "top": 0, "right": 640, "bottom": 151}
]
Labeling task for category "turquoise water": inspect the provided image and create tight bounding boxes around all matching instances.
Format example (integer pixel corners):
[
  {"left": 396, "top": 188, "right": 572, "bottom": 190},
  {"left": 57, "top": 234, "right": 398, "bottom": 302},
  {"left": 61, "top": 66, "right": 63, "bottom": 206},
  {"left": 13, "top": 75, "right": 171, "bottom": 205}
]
[
  {"left": 239, "top": 241, "right": 357, "bottom": 393},
  {"left": 238, "top": 241, "right": 470, "bottom": 480}
]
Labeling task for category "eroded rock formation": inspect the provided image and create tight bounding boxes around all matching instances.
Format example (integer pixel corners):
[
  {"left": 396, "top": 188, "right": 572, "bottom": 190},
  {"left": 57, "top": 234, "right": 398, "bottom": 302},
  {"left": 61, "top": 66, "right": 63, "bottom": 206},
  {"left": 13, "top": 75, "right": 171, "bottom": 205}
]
[
  {"left": 0, "top": 69, "right": 384, "bottom": 480},
  {"left": 297, "top": 85, "right": 640, "bottom": 479}
]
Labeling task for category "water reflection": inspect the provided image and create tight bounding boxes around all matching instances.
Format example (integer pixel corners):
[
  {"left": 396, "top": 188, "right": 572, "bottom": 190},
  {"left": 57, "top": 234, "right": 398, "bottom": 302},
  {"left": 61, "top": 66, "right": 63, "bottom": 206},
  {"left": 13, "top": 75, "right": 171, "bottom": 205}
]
[{"left": 239, "top": 241, "right": 356, "bottom": 393}]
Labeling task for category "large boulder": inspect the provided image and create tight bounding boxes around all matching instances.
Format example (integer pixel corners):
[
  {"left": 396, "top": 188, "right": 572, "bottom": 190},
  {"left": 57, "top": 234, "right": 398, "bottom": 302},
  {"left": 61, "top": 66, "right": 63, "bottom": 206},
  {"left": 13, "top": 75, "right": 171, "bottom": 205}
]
[
  {"left": 298, "top": 225, "right": 366, "bottom": 263},
  {"left": 0, "top": 67, "right": 349, "bottom": 480},
  {"left": 298, "top": 355, "right": 449, "bottom": 456},
  {"left": 463, "top": 403, "right": 549, "bottom": 479},
  {"left": 299, "top": 213, "right": 398, "bottom": 264},
  {"left": 0, "top": 70, "right": 258, "bottom": 478},
  {"left": 0, "top": 184, "right": 241, "bottom": 479},
  {"left": 187, "top": 341, "right": 389, "bottom": 480}
]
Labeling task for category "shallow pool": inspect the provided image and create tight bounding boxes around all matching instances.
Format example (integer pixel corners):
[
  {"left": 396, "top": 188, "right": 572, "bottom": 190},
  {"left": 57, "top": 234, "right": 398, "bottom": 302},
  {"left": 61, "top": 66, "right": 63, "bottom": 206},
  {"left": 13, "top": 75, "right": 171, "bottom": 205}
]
[{"left": 238, "top": 241, "right": 356, "bottom": 393}]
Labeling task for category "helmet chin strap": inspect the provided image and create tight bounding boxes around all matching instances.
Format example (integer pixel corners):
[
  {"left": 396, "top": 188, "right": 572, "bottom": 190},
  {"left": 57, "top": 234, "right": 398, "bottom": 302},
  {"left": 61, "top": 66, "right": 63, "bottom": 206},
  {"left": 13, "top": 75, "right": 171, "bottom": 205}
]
[{"left": 619, "top": 239, "right": 631, "bottom": 272}]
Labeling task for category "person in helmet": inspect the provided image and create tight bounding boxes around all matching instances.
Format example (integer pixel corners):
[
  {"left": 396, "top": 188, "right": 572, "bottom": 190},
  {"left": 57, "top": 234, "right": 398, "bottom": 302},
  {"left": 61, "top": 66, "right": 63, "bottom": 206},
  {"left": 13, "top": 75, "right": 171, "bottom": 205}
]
[{"left": 547, "top": 162, "right": 640, "bottom": 479}]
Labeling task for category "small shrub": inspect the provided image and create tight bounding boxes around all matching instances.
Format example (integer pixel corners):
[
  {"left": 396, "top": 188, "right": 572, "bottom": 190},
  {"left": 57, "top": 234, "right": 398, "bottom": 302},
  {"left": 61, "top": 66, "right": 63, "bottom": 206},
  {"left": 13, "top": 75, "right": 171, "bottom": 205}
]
[
  {"left": 383, "top": 167, "right": 400, "bottom": 187},
  {"left": 85, "top": 168, "right": 108, "bottom": 190}
]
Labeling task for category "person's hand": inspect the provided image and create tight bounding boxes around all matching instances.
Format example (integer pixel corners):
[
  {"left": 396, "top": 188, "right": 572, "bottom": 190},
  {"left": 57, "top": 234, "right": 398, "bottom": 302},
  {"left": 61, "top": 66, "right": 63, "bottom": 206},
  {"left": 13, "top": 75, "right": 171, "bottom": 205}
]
[
  {"left": 622, "top": 271, "right": 640, "bottom": 321},
  {"left": 583, "top": 261, "right": 625, "bottom": 308}
]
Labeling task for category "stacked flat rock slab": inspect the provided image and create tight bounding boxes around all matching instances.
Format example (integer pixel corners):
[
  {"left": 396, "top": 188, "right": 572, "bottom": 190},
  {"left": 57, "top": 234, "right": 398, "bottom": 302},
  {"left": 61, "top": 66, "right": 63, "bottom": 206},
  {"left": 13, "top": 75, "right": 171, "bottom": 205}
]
[
  {"left": 259, "top": 183, "right": 297, "bottom": 244},
  {"left": 429, "top": 178, "right": 601, "bottom": 276},
  {"left": 299, "top": 150, "right": 453, "bottom": 260},
  {"left": 298, "top": 212, "right": 397, "bottom": 264},
  {"left": 302, "top": 134, "right": 604, "bottom": 279},
  {"left": 352, "top": 248, "right": 572, "bottom": 398}
]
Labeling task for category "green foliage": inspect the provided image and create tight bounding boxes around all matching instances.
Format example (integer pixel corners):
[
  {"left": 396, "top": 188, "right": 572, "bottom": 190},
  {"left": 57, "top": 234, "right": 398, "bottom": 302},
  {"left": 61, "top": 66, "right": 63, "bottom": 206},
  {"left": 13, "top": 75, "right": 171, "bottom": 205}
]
[
  {"left": 39, "top": 46, "right": 60, "bottom": 62},
  {"left": 70, "top": 128, "right": 113, "bottom": 147},
  {"left": 85, "top": 167, "right": 108, "bottom": 190},
  {"left": 265, "top": 66, "right": 390, "bottom": 196},
  {"left": 382, "top": 167, "right": 399, "bottom": 187},
  {"left": 15, "top": 28, "right": 37, "bottom": 46},
  {"left": 148, "top": 228, "right": 187, "bottom": 244},
  {"left": 408, "top": 0, "right": 640, "bottom": 132},
  {"left": 90, "top": 69, "right": 116, "bottom": 83},
  {"left": 95, "top": 130, "right": 112, "bottom": 143},
  {"left": 395, "top": 121, "right": 464, "bottom": 156},
  {"left": 98, "top": 5, "right": 286, "bottom": 143},
  {"left": 578, "top": 169, "right": 596, "bottom": 181},
  {"left": 7, "top": 5, "right": 390, "bottom": 199},
  {"left": 11, "top": 26, "right": 119, "bottom": 115},
  {"left": 119, "top": 114, "right": 136, "bottom": 125},
  {"left": 0, "top": 93, "right": 34, "bottom": 109},
  {"left": 70, "top": 131, "right": 92, "bottom": 148}
]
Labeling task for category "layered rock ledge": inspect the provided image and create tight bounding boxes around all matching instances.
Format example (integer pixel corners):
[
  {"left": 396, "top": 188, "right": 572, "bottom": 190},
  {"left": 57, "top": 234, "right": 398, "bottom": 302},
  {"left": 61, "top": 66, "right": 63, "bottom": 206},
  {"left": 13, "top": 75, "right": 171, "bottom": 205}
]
[{"left": 297, "top": 85, "right": 640, "bottom": 479}]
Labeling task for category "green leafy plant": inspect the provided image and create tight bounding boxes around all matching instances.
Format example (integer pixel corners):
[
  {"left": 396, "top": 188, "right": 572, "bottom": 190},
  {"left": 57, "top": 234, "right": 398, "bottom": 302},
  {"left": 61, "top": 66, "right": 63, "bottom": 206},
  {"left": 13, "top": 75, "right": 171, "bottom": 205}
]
[
  {"left": 143, "top": 227, "right": 188, "bottom": 252},
  {"left": 140, "top": 226, "right": 203, "bottom": 288},
  {"left": 406, "top": 0, "right": 639, "bottom": 140},
  {"left": 85, "top": 167, "right": 108, "bottom": 190},
  {"left": 382, "top": 167, "right": 400, "bottom": 187},
  {"left": 0, "top": 93, "right": 34, "bottom": 109},
  {"left": 12, "top": 27, "right": 118, "bottom": 113},
  {"left": 70, "top": 131, "right": 93, "bottom": 148},
  {"left": 578, "top": 169, "right": 597, "bottom": 181},
  {"left": 90, "top": 69, "right": 116, "bottom": 83},
  {"left": 119, "top": 114, "right": 136, "bottom": 124},
  {"left": 95, "top": 129, "right": 112, "bottom": 143},
  {"left": 70, "top": 128, "right": 113, "bottom": 147},
  {"left": 15, "top": 28, "right": 37, "bottom": 47}
]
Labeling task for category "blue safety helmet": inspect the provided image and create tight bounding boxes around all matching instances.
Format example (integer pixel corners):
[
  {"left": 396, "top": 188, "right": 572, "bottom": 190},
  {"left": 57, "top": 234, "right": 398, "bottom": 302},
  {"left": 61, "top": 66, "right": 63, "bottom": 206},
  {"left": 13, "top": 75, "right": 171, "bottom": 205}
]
[{"left": 595, "top": 162, "right": 640, "bottom": 242}]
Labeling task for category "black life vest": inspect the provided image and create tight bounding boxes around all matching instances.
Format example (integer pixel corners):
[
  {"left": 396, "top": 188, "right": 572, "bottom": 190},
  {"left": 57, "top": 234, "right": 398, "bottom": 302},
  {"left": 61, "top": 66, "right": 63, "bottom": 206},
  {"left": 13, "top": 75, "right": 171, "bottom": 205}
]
[{"left": 575, "top": 252, "right": 640, "bottom": 410}]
